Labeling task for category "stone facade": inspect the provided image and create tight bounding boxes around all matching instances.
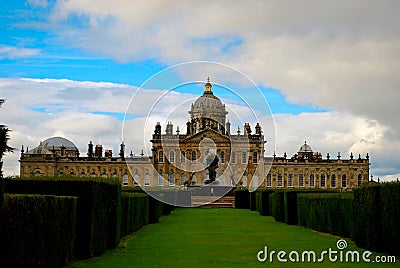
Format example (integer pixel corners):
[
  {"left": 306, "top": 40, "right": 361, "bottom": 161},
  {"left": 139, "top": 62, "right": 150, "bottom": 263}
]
[{"left": 19, "top": 79, "right": 369, "bottom": 190}]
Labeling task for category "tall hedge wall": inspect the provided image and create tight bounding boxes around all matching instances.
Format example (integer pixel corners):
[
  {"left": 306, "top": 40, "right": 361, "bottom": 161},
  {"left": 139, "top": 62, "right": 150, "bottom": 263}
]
[
  {"left": 4, "top": 176, "right": 121, "bottom": 259},
  {"left": 120, "top": 192, "right": 150, "bottom": 237},
  {"left": 353, "top": 183, "right": 400, "bottom": 256},
  {"left": 380, "top": 182, "right": 400, "bottom": 256},
  {"left": 0, "top": 194, "right": 77, "bottom": 268},
  {"left": 255, "top": 189, "right": 275, "bottom": 216},
  {"left": 249, "top": 190, "right": 257, "bottom": 211},
  {"left": 297, "top": 193, "right": 354, "bottom": 237},
  {"left": 234, "top": 188, "right": 250, "bottom": 209},
  {"left": 269, "top": 190, "right": 285, "bottom": 222},
  {"left": 284, "top": 189, "right": 338, "bottom": 225}
]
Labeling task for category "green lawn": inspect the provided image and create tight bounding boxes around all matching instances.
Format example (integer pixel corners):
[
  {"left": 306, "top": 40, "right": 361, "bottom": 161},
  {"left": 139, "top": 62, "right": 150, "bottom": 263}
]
[{"left": 69, "top": 208, "right": 399, "bottom": 267}]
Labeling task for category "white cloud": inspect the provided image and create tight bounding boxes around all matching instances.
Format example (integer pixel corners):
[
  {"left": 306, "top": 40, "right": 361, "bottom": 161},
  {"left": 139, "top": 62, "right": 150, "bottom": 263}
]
[{"left": 0, "top": 45, "right": 40, "bottom": 59}]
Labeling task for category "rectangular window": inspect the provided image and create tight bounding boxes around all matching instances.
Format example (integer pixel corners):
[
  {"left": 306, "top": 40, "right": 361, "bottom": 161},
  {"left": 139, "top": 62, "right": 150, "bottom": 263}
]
[
  {"left": 253, "top": 151, "right": 258, "bottom": 164},
  {"left": 169, "top": 151, "right": 175, "bottom": 163},
  {"left": 180, "top": 151, "right": 185, "bottom": 163},
  {"left": 221, "top": 152, "right": 225, "bottom": 164},
  {"left": 358, "top": 174, "right": 362, "bottom": 186},
  {"left": 299, "top": 174, "right": 304, "bottom": 187},
  {"left": 144, "top": 173, "right": 150, "bottom": 186},
  {"left": 158, "top": 151, "right": 163, "bottom": 163},
  {"left": 267, "top": 174, "right": 272, "bottom": 187},
  {"left": 231, "top": 152, "right": 236, "bottom": 164},
  {"left": 169, "top": 173, "right": 174, "bottom": 186},
  {"left": 342, "top": 174, "right": 347, "bottom": 188},
  {"left": 242, "top": 152, "right": 247, "bottom": 164},
  {"left": 288, "top": 174, "right": 293, "bottom": 187},
  {"left": 278, "top": 174, "right": 283, "bottom": 187},
  {"left": 310, "top": 174, "right": 315, "bottom": 187},
  {"left": 331, "top": 174, "right": 336, "bottom": 188},
  {"left": 321, "top": 174, "right": 326, "bottom": 188},
  {"left": 158, "top": 173, "right": 163, "bottom": 186},
  {"left": 180, "top": 174, "right": 185, "bottom": 185}
]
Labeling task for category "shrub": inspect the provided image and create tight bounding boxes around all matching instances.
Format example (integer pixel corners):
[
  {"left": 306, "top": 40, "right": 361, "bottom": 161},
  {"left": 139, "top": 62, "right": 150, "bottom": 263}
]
[
  {"left": 0, "top": 194, "right": 77, "bottom": 268},
  {"left": 4, "top": 176, "right": 121, "bottom": 259},
  {"left": 297, "top": 193, "right": 353, "bottom": 237},
  {"left": 234, "top": 188, "right": 249, "bottom": 209}
]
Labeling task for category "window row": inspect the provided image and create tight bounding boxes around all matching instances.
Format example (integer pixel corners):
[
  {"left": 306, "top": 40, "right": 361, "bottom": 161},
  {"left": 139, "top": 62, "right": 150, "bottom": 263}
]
[
  {"left": 266, "top": 173, "right": 363, "bottom": 188},
  {"left": 157, "top": 150, "right": 259, "bottom": 164}
]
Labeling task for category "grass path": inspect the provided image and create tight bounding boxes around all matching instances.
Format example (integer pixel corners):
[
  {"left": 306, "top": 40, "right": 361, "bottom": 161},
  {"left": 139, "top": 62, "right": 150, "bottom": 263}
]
[{"left": 69, "top": 208, "right": 399, "bottom": 267}]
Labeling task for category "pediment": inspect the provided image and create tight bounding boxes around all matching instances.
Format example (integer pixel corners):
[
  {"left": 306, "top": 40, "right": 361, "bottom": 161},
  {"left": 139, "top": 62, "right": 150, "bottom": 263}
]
[{"left": 183, "top": 129, "right": 231, "bottom": 144}]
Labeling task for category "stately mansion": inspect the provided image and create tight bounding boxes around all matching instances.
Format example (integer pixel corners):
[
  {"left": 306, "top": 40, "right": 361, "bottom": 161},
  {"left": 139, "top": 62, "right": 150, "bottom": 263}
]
[{"left": 19, "top": 79, "right": 369, "bottom": 190}]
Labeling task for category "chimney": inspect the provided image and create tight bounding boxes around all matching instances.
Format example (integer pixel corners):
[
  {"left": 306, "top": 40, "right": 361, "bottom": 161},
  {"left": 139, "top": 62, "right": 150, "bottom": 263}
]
[
  {"left": 95, "top": 145, "right": 103, "bottom": 158},
  {"left": 105, "top": 149, "right": 112, "bottom": 158},
  {"left": 119, "top": 142, "right": 125, "bottom": 160},
  {"left": 88, "top": 141, "right": 94, "bottom": 159}
]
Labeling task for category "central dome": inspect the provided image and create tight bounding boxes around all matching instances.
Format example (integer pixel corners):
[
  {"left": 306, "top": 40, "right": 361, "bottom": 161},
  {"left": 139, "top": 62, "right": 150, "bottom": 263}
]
[
  {"left": 192, "top": 93, "right": 225, "bottom": 110},
  {"left": 189, "top": 77, "right": 227, "bottom": 123}
]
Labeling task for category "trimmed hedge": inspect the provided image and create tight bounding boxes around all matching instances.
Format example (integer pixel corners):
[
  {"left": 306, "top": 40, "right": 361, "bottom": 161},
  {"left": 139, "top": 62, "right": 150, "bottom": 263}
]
[
  {"left": 284, "top": 189, "right": 338, "bottom": 225},
  {"left": 255, "top": 189, "right": 275, "bottom": 216},
  {"left": 297, "top": 193, "right": 354, "bottom": 237},
  {"left": 4, "top": 176, "right": 121, "bottom": 259},
  {"left": 269, "top": 190, "right": 285, "bottom": 222},
  {"left": 380, "top": 182, "right": 400, "bottom": 257},
  {"left": 0, "top": 194, "right": 77, "bottom": 268},
  {"left": 249, "top": 190, "right": 257, "bottom": 211},
  {"left": 120, "top": 192, "right": 150, "bottom": 236},
  {"left": 234, "top": 188, "right": 250, "bottom": 209},
  {"left": 353, "top": 183, "right": 400, "bottom": 256},
  {"left": 352, "top": 184, "right": 382, "bottom": 252}
]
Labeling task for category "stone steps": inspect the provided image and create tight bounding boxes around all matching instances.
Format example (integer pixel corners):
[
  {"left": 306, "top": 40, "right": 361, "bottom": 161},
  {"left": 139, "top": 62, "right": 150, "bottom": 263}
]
[{"left": 191, "top": 195, "right": 235, "bottom": 208}]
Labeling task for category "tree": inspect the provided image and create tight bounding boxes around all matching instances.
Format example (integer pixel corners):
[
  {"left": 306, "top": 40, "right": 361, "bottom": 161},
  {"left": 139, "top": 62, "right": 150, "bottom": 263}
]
[{"left": 0, "top": 99, "right": 13, "bottom": 206}]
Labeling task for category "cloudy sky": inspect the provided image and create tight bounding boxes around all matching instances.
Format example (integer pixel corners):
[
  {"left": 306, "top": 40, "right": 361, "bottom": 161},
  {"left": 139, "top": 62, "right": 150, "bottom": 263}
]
[{"left": 1, "top": 0, "right": 399, "bottom": 181}]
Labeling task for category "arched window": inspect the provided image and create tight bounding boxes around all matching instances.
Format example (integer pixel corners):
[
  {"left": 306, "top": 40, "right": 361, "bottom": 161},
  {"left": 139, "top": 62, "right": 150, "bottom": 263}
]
[
  {"left": 35, "top": 170, "right": 41, "bottom": 177},
  {"left": 220, "top": 152, "right": 225, "bottom": 164},
  {"left": 191, "top": 151, "right": 197, "bottom": 161},
  {"left": 101, "top": 171, "right": 107, "bottom": 178},
  {"left": 278, "top": 174, "right": 283, "bottom": 187},
  {"left": 288, "top": 174, "right": 293, "bottom": 187},
  {"left": 358, "top": 174, "right": 362, "bottom": 186},
  {"left": 180, "top": 151, "right": 185, "bottom": 163},
  {"left": 299, "top": 174, "right": 304, "bottom": 187},
  {"left": 169, "top": 173, "right": 175, "bottom": 186},
  {"left": 144, "top": 173, "right": 150, "bottom": 186},
  {"left": 80, "top": 171, "right": 85, "bottom": 177},
  {"left": 342, "top": 174, "right": 347, "bottom": 188},
  {"left": 70, "top": 171, "right": 75, "bottom": 176},
  {"left": 158, "top": 151, "right": 163, "bottom": 163},
  {"left": 331, "top": 174, "right": 336, "bottom": 188},
  {"left": 169, "top": 151, "right": 175, "bottom": 163},
  {"left": 253, "top": 151, "right": 258, "bottom": 164},
  {"left": 321, "top": 174, "right": 326, "bottom": 188},
  {"left": 180, "top": 174, "right": 185, "bottom": 186},
  {"left": 122, "top": 173, "right": 128, "bottom": 186},
  {"left": 91, "top": 171, "right": 96, "bottom": 177},
  {"left": 267, "top": 174, "right": 272, "bottom": 187},
  {"left": 310, "top": 174, "right": 315, "bottom": 188}
]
